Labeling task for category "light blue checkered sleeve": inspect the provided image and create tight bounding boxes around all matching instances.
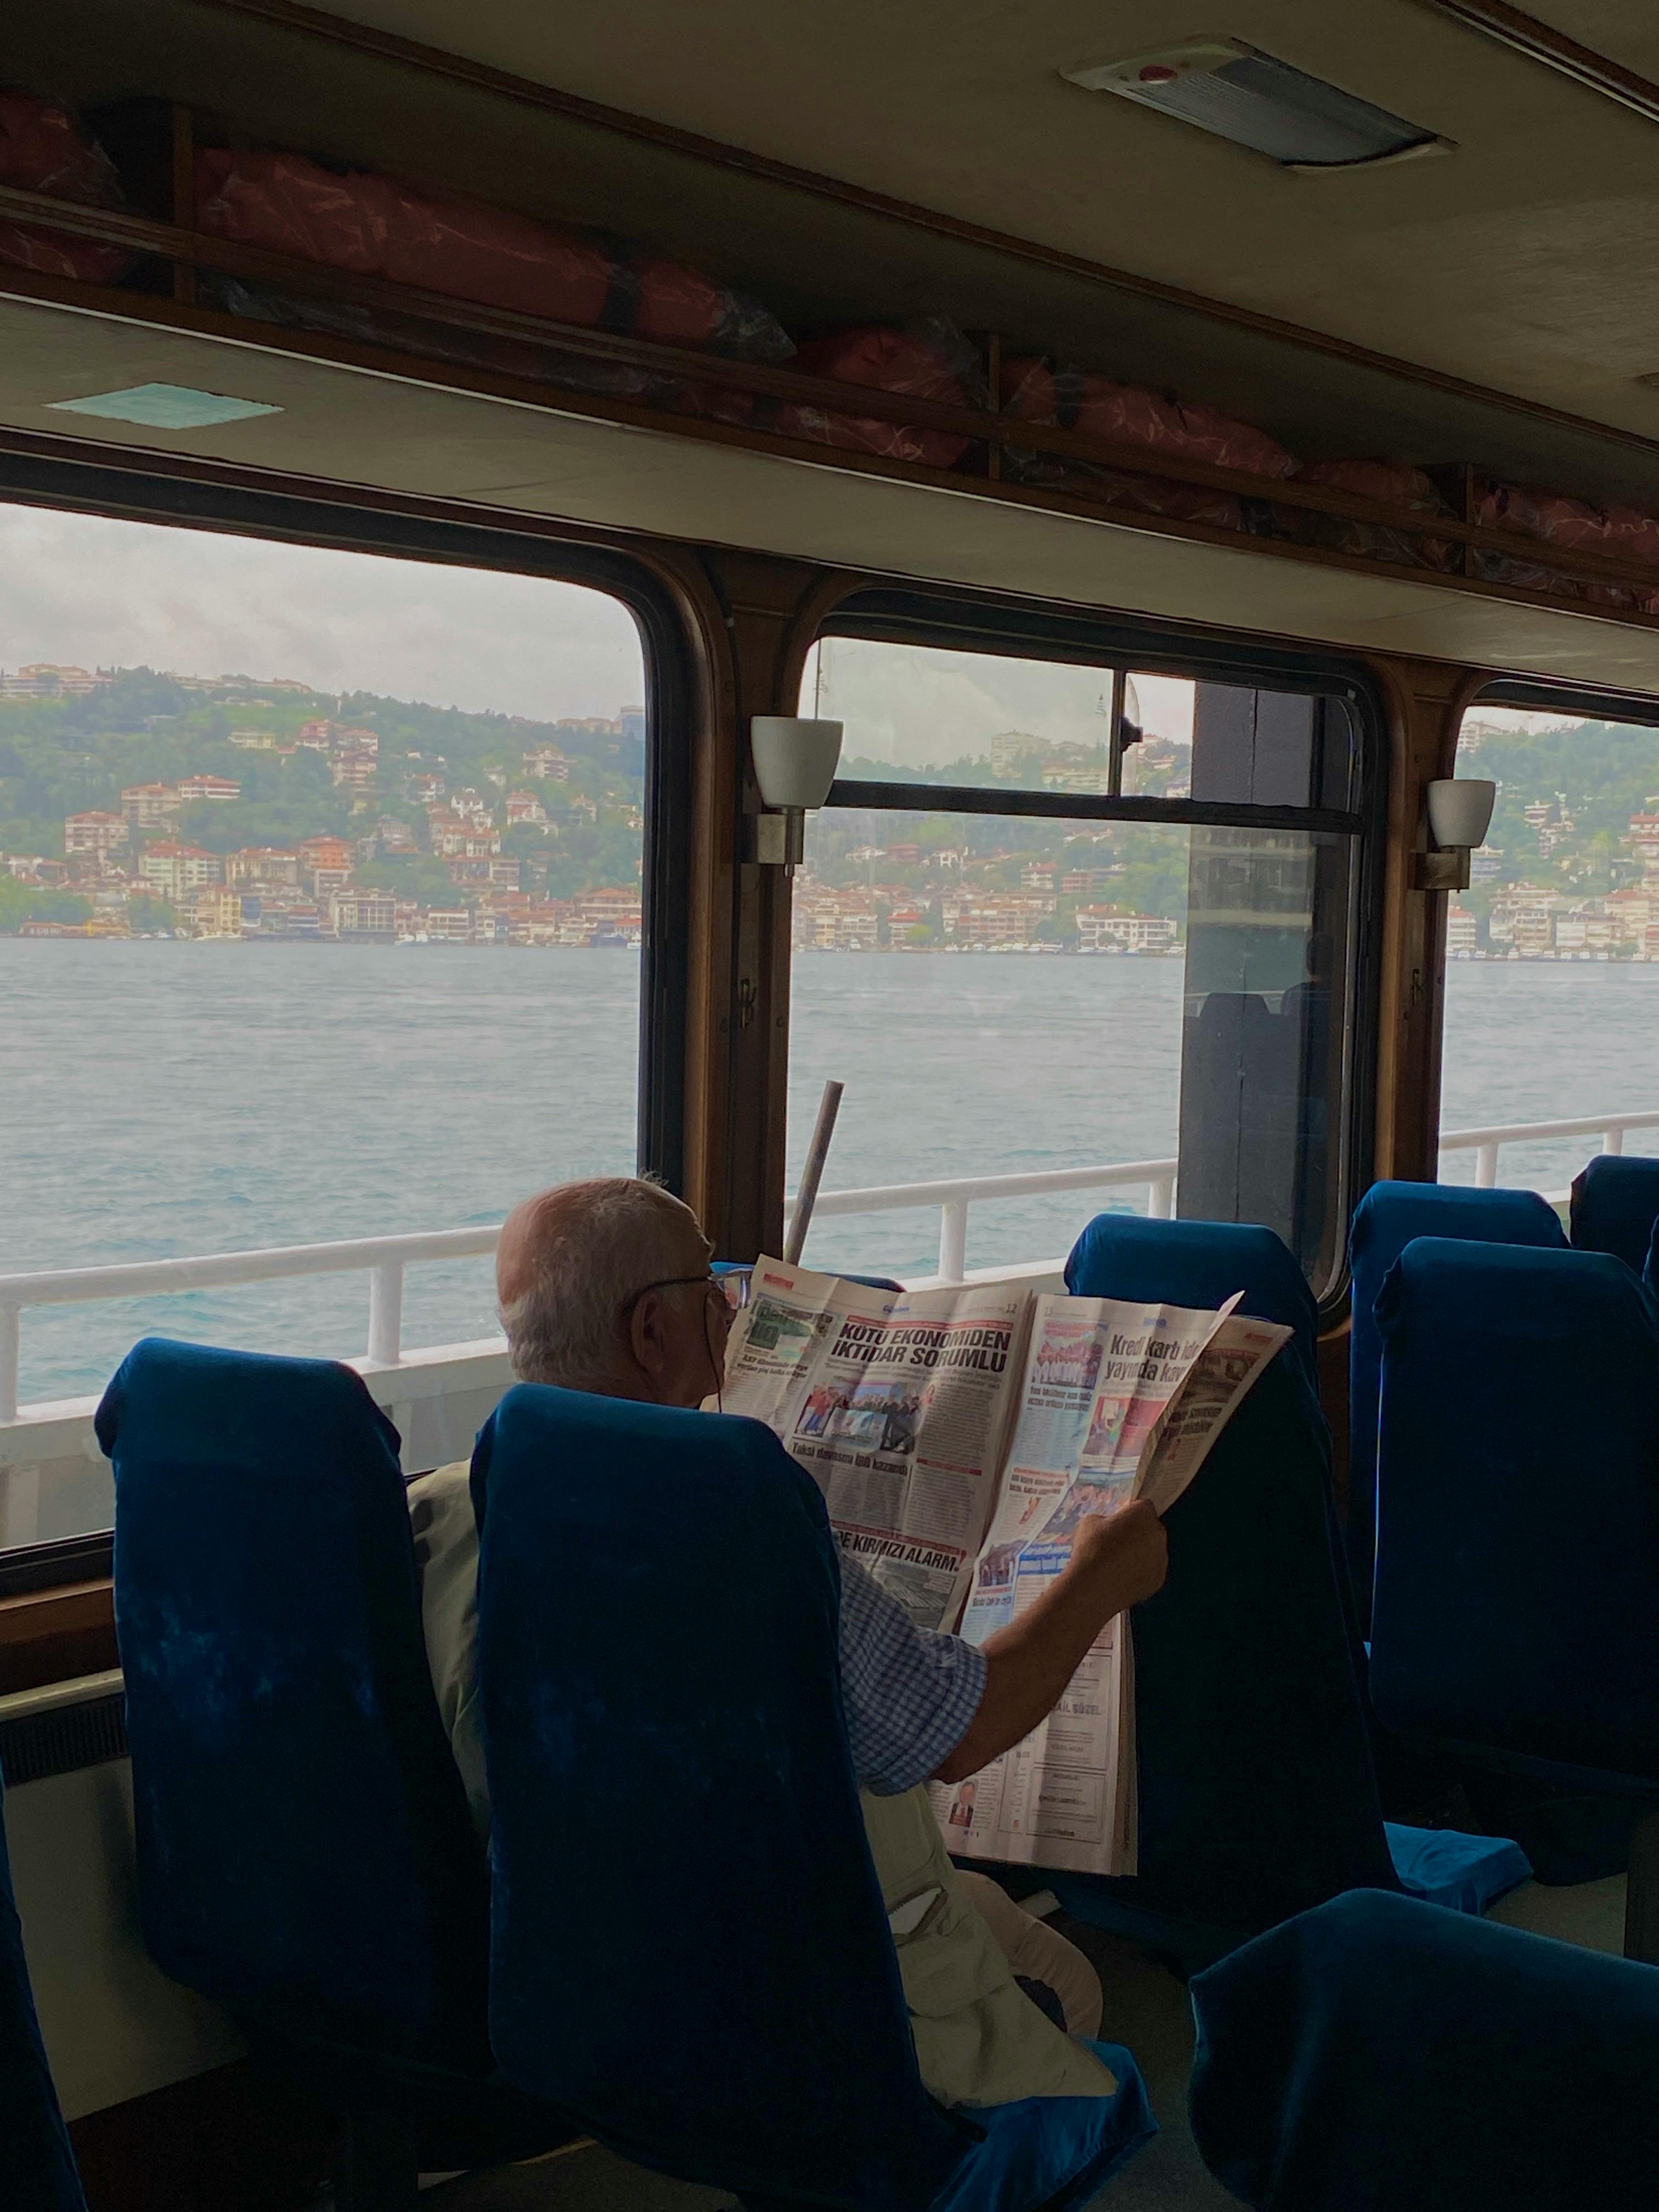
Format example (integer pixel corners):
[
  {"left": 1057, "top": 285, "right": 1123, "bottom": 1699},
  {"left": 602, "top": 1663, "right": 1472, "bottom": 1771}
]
[{"left": 836, "top": 1550, "right": 988, "bottom": 1796}]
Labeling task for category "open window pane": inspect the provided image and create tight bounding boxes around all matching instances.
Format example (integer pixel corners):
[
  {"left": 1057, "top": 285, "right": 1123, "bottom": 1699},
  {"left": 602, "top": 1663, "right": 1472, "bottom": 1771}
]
[
  {"left": 1, "top": 503, "right": 648, "bottom": 1546},
  {"left": 805, "top": 637, "right": 1356, "bottom": 811}
]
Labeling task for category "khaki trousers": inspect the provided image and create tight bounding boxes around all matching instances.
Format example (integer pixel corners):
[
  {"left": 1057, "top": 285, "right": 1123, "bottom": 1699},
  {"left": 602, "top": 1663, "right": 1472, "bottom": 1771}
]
[{"left": 953, "top": 1872, "right": 1104, "bottom": 2040}]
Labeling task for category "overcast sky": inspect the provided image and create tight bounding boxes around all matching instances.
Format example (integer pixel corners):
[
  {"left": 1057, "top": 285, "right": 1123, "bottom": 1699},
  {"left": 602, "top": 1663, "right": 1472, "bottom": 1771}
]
[
  {"left": 0, "top": 501, "right": 646, "bottom": 719},
  {"left": 804, "top": 637, "right": 1196, "bottom": 769}
]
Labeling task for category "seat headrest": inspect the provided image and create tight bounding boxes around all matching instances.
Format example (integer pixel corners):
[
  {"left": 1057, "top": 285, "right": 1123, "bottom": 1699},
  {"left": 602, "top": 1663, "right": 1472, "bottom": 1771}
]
[
  {"left": 96, "top": 1334, "right": 400, "bottom": 1474},
  {"left": 1571, "top": 1154, "right": 1659, "bottom": 1276},
  {"left": 1351, "top": 1180, "right": 1567, "bottom": 1273},
  {"left": 1065, "top": 1215, "right": 1317, "bottom": 1392}
]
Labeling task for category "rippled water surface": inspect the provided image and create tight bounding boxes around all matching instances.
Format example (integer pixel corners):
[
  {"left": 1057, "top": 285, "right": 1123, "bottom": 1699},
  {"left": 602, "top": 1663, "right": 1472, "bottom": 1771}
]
[{"left": 7, "top": 941, "right": 1659, "bottom": 1401}]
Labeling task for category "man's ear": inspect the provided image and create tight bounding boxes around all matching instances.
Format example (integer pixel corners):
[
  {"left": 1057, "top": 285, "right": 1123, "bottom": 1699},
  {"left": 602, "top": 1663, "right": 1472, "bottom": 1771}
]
[{"left": 627, "top": 1288, "right": 667, "bottom": 1374}]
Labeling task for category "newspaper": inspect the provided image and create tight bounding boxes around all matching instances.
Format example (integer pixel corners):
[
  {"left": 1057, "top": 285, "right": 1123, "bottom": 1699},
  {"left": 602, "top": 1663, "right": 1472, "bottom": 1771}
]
[
  {"left": 934, "top": 1294, "right": 1291, "bottom": 1877},
  {"left": 720, "top": 1258, "right": 1032, "bottom": 1629},
  {"left": 723, "top": 1260, "right": 1290, "bottom": 1881}
]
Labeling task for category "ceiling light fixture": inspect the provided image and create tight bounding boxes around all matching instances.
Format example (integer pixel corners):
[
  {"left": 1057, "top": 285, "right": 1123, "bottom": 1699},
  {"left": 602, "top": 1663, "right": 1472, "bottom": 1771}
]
[
  {"left": 46, "top": 383, "right": 284, "bottom": 428},
  {"left": 1062, "top": 41, "right": 1455, "bottom": 170}
]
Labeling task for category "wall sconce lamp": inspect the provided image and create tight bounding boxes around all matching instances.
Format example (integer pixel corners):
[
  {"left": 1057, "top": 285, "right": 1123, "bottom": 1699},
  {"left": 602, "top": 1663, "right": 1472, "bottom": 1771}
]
[
  {"left": 1415, "top": 777, "right": 1496, "bottom": 891},
  {"left": 746, "top": 716, "right": 844, "bottom": 869}
]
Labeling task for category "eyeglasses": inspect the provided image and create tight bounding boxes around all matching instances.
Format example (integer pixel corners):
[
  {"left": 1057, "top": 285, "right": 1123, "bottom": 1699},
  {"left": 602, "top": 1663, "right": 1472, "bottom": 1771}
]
[{"left": 618, "top": 1273, "right": 738, "bottom": 1323}]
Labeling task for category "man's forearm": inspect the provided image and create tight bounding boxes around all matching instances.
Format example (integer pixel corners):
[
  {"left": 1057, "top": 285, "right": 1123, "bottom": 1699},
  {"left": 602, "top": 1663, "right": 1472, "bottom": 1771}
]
[{"left": 933, "top": 1549, "right": 1127, "bottom": 1785}]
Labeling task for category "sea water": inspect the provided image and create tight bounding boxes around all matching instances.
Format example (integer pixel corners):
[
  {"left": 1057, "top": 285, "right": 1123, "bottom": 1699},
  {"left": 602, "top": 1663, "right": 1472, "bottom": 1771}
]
[{"left": 6, "top": 940, "right": 1659, "bottom": 1404}]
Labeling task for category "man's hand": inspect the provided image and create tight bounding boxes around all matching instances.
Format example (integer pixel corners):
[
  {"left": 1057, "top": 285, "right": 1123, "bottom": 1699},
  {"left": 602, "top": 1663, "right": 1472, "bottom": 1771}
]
[
  {"left": 1070, "top": 1498, "right": 1169, "bottom": 1613},
  {"left": 933, "top": 1497, "right": 1170, "bottom": 1786}
]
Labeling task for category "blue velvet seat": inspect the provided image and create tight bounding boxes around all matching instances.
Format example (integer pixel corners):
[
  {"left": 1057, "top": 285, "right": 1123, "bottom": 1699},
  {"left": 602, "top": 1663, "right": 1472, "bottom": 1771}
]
[
  {"left": 474, "top": 1383, "right": 1156, "bottom": 2212},
  {"left": 1570, "top": 1153, "right": 1659, "bottom": 1276},
  {"left": 1347, "top": 1181, "right": 1567, "bottom": 1626},
  {"left": 1, "top": 1770, "right": 87, "bottom": 2212},
  {"left": 1188, "top": 1888, "right": 1659, "bottom": 2211},
  {"left": 1372, "top": 1240, "right": 1659, "bottom": 1910},
  {"left": 95, "top": 1339, "right": 574, "bottom": 2210},
  {"left": 1029, "top": 1216, "right": 1522, "bottom": 1961}
]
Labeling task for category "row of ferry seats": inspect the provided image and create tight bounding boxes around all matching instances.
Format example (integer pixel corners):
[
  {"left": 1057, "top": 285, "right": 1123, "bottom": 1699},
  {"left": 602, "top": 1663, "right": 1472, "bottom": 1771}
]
[
  {"left": 81, "top": 1215, "right": 1527, "bottom": 2208},
  {"left": 94, "top": 1341, "right": 1153, "bottom": 2211},
  {"left": 1054, "top": 1218, "right": 1522, "bottom": 1960},
  {"left": 1369, "top": 1235, "right": 1659, "bottom": 1916}
]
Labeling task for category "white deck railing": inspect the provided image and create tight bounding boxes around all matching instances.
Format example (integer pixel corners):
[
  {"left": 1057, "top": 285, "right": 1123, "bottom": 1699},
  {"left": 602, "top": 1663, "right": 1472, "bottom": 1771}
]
[{"left": 3, "top": 1111, "right": 1657, "bottom": 1424}]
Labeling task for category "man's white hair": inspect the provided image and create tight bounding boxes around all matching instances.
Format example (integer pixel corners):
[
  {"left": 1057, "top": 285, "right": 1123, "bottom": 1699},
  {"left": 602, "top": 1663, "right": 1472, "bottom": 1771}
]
[{"left": 499, "top": 1176, "right": 710, "bottom": 1390}]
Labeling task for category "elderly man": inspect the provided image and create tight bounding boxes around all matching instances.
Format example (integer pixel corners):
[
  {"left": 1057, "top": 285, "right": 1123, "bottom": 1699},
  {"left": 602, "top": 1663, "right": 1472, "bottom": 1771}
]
[{"left": 409, "top": 1175, "right": 1167, "bottom": 2047}]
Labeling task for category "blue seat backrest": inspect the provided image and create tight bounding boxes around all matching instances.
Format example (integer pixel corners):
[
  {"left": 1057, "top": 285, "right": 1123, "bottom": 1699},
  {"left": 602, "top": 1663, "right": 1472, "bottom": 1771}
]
[
  {"left": 1571, "top": 1154, "right": 1659, "bottom": 1276},
  {"left": 1189, "top": 1887, "right": 1659, "bottom": 2212},
  {"left": 0, "top": 1773, "right": 87, "bottom": 2212},
  {"left": 1372, "top": 1241, "right": 1659, "bottom": 1782},
  {"left": 97, "top": 1338, "right": 489, "bottom": 2064},
  {"left": 1062, "top": 1217, "right": 1395, "bottom": 1932},
  {"left": 474, "top": 1384, "right": 977, "bottom": 2211},
  {"left": 1348, "top": 1182, "right": 1566, "bottom": 1624}
]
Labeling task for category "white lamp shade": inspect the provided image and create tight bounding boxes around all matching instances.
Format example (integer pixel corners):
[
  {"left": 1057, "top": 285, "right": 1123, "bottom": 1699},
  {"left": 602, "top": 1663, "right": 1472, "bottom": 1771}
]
[
  {"left": 1427, "top": 778, "right": 1496, "bottom": 849},
  {"left": 751, "top": 716, "right": 844, "bottom": 810}
]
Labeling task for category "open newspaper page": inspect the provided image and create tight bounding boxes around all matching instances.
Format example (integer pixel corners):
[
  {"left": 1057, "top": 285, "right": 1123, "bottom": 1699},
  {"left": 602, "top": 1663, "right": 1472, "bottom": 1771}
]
[
  {"left": 932, "top": 1296, "right": 1290, "bottom": 1878},
  {"left": 719, "top": 1257, "right": 1033, "bottom": 1630}
]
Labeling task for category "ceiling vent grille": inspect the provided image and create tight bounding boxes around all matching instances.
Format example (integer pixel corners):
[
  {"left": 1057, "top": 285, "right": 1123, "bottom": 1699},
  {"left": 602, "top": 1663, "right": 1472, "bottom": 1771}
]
[{"left": 1062, "top": 41, "right": 1454, "bottom": 170}]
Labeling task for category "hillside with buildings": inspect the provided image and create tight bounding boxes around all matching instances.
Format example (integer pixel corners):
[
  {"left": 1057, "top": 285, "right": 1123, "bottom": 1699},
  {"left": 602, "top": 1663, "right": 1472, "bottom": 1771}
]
[
  {"left": 0, "top": 662, "right": 645, "bottom": 943},
  {"left": 794, "top": 729, "right": 1189, "bottom": 954},
  {"left": 1446, "top": 718, "right": 1659, "bottom": 960}
]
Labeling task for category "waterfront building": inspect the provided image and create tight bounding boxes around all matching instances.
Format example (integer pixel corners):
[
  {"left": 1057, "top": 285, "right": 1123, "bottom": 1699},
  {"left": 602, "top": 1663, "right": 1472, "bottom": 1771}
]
[
  {"left": 1445, "top": 906, "right": 1479, "bottom": 956},
  {"left": 225, "top": 847, "right": 301, "bottom": 888},
  {"left": 1076, "top": 908, "right": 1179, "bottom": 953},
  {"left": 139, "top": 843, "right": 223, "bottom": 901},
  {"left": 188, "top": 887, "right": 244, "bottom": 939},
  {"left": 329, "top": 889, "right": 396, "bottom": 939},
  {"left": 943, "top": 892, "right": 1057, "bottom": 949},
  {"left": 425, "top": 908, "right": 474, "bottom": 942}
]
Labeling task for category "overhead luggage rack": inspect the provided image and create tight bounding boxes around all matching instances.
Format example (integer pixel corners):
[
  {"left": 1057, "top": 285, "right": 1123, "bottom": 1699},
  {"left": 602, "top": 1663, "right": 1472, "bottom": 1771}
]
[{"left": 10, "top": 100, "right": 1659, "bottom": 626}]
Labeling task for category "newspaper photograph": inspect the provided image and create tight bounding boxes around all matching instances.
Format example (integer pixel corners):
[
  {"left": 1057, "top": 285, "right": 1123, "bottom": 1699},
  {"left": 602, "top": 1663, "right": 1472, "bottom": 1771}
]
[{"left": 719, "top": 1257, "right": 1032, "bottom": 1629}]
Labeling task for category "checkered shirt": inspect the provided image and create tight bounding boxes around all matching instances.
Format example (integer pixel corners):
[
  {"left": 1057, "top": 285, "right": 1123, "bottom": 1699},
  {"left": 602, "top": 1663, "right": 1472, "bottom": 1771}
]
[{"left": 837, "top": 1550, "right": 987, "bottom": 1795}]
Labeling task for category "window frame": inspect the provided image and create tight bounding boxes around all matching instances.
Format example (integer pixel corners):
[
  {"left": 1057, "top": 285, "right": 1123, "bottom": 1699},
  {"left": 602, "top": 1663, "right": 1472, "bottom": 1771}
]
[
  {"left": 799, "top": 585, "right": 1388, "bottom": 1316},
  {"left": 0, "top": 446, "right": 696, "bottom": 1592}
]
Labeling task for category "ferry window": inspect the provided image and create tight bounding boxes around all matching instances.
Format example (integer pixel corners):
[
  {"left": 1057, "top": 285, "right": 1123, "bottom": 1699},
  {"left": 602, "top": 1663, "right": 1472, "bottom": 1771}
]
[
  {"left": 1, "top": 500, "right": 656, "bottom": 1554},
  {"left": 1438, "top": 698, "right": 1659, "bottom": 1194},
  {"left": 789, "top": 629, "right": 1365, "bottom": 1296}
]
